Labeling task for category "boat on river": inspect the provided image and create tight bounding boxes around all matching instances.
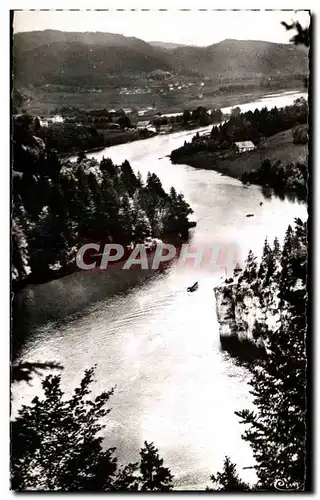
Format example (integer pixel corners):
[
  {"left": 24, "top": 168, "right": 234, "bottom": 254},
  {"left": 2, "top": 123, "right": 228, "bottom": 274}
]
[{"left": 187, "top": 281, "right": 199, "bottom": 292}]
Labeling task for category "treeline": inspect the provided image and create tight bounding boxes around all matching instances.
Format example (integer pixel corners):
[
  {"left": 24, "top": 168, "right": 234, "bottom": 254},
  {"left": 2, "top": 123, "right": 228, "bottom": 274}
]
[
  {"left": 216, "top": 218, "right": 308, "bottom": 489},
  {"left": 242, "top": 158, "right": 307, "bottom": 199},
  {"left": 12, "top": 115, "right": 193, "bottom": 287},
  {"left": 217, "top": 74, "right": 307, "bottom": 93},
  {"left": 171, "top": 99, "right": 308, "bottom": 160},
  {"left": 39, "top": 123, "right": 105, "bottom": 154},
  {"left": 53, "top": 106, "right": 132, "bottom": 129},
  {"left": 38, "top": 123, "right": 151, "bottom": 155},
  {"left": 153, "top": 107, "right": 223, "bottom": 128}
]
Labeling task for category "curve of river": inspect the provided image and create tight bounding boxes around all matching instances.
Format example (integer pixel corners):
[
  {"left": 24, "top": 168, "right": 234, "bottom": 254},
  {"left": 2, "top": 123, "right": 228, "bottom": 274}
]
[{"left": 12, "top": 91, "right": 307, "bottom": 490}]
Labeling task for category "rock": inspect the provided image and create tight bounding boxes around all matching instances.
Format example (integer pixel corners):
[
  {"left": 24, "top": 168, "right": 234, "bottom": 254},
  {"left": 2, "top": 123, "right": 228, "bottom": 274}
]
[{"left": 214, "top": 280, "right": 267, "bottom": 361}]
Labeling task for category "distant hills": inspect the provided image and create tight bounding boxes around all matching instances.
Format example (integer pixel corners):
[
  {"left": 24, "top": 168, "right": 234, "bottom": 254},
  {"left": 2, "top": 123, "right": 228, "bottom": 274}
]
[
  {"left": 13, "top": 30, "right": 308, "bottom": 87},
  {"left": 149, "top": 41, "right": 191, "bottom": 50},
  {"left": 167, "top": 39, "right": 308, "bottom": 78}
]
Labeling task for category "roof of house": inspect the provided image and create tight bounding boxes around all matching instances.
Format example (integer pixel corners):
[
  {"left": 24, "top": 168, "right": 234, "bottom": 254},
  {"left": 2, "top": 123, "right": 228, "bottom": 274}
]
[
  {"left": 137, "top": 120, "right": 151, "bottom": 127},
  {"left": 235, "top": 141, "right": 255, "bottom": 149}
]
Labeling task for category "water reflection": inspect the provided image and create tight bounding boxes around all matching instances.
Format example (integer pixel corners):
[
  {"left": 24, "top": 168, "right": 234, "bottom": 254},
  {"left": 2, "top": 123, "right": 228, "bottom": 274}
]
[{"left": 259, "top": 184, "right": 305, "bottom": 203}]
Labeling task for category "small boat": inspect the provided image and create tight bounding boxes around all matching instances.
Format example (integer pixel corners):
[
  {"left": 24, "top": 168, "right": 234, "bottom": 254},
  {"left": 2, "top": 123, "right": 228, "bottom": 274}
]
[
  {"left": 187, "top": 281, "right": 199, "bottom": 292},
  {"left": 246, "top": 213, "right": 254, "bottom": 217},
  {"left": 259, "top": 202, "right": 263, "bottom": 206}
]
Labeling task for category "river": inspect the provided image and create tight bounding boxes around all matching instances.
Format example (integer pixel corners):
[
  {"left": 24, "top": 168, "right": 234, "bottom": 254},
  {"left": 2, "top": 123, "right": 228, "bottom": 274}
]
[{"left": 12, "top": 91, "right": 307, "bottom": 490}]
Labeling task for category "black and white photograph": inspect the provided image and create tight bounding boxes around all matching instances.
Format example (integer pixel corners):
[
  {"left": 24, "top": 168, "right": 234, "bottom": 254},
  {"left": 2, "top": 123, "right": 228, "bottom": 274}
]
[{"left": 10, "top": 7, "right": 310, "bottom": 492}]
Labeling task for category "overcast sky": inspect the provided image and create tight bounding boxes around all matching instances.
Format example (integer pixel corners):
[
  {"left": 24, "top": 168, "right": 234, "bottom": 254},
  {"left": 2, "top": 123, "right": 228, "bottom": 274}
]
[{"left": 13, "top": 10, "right": 310, "bottom": 46}]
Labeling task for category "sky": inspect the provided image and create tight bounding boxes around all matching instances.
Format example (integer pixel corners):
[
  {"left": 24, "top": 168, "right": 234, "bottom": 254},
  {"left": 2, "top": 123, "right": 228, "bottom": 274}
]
[{"left": 13, "top": 9, "right": 310, "bottom": 46}]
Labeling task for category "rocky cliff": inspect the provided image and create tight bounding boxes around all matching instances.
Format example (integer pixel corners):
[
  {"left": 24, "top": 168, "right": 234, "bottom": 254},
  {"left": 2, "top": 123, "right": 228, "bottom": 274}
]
[
  {"left": 213, "top": 241, "right": 285, "bottom": 361},
  {"left": 214, "top": 279, "right": 267, "bottom": 360}
]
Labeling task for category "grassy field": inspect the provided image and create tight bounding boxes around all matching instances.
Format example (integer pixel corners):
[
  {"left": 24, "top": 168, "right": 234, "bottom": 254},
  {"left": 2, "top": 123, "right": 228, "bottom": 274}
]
[
  {"left": 18, "top": 80, "right": 305, "bottom": 115},
  {"left": 175, "top": 128, "right": 307, "bottom": 180},
  {"left": 218, "top": 128, "right": 307, "bottom": 177}
]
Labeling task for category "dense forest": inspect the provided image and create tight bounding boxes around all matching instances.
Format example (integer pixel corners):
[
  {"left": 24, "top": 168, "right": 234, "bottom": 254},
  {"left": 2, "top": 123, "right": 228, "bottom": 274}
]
[
  {"left": 171, "top": 99, "right": 308, "bottom": 160},
  {"left": 170, "top": 99, "right": 308, "bottom": 198},
  {"left": 12, "top": 114, "right": 193, "bottom": 288},
  {"left": 241, "top": 157, "right": 307, "bottom": 198}
]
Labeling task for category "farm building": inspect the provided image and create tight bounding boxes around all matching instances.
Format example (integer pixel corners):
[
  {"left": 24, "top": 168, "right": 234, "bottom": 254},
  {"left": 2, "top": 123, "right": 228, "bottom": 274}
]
[
  {"left": 136, "top": 120, "right": 152, "bottom": 129},
  {"left": 235, "top": 141, "right": 255, "bottom": 153}
]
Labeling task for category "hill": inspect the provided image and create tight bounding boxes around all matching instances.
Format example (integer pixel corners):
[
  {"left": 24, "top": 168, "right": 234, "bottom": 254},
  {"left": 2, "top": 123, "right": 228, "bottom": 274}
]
[
  {"left": 13, "top": 30, "right": 173, "bottom": 86},
  {"left": 168, "top": 39, "right": 308, "bottom": 78},
  {"left": 13, "top": 31, "right": 308, "bottom": 88}
]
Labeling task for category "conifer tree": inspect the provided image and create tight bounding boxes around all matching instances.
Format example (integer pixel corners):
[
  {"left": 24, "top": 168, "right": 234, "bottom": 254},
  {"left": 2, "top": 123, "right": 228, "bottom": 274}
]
[
  {"left": 207, "top": 456, "right": 249, "bottom": 491},
  {"left": 138, "top": 441, "right": 174, "bottom": 491},
  {"left": 242, "top": 249, "right": 258, "bottom": 284},
  {"left": 258, "top": 238, "right": 271, "bottom": 280},
  {"left": 11, "top": 367, "right": 118, "bottom": 491},
  {"left": 272, "top": 236, "right": 281, "bottom": 260},
  {"left": 11, "top": 368, "right": 174, "bottom": 492}
]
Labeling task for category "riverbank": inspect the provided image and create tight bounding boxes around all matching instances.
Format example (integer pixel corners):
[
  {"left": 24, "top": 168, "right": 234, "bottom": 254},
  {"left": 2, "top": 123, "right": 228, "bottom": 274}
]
[
  {"left": 170, "top": 128, "right": 308, "bottom": 200},
  {"left": 12, "top": 218, "right": 196, "bottom": 294},
  {"left": 44, "top": 87, "right": 306, "bottom": 158},
  {"left": 172, "top": 128, "right": 306, "bottom": 174},
  {"left": 214, "top": 217, "right": 307, "bottom": 365},
  {"left": 46, "top": 128, "right": 157, "bottom": 158}
]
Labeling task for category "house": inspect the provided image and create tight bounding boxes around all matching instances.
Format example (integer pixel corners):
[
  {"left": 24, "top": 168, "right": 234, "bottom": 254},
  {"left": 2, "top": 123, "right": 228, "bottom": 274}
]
[
  {"left": 235, "top": 141, "right": 255, "bottom": 153},
  {"left": 136, "top": 120, "right": 151, "bottom": 129}
]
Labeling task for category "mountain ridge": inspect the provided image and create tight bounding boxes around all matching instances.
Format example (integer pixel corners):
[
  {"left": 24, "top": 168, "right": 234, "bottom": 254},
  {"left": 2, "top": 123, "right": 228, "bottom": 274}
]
[{"left": 13, "top": 30, "right": 308, "bottom": 87}]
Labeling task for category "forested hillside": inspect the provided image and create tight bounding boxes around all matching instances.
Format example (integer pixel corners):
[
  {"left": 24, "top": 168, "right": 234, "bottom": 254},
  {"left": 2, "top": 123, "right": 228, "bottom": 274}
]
[
  {"left": 12, "top": 114, "right": 193, "bottom": 288},
  {"left": 13, "top": 31, "right": 308, "bottom": 86}
]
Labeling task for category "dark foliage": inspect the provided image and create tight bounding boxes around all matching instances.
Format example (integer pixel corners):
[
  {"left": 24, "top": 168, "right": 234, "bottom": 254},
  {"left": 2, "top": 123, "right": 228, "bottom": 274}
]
[
  {"left": 281, "top": 21, "right": 310, "bottom": 48},
  {"left": 241, "top": 158, "right": 307, "bottom": 199},
  {"left": 11, "top": 361, "right": 63, "bottom": 383},
  {"left": 39, "top": 123, "right": 105, "bottom": 154},
  {"left": 171, "top": 99, "right": 308, "bottom": 163},
  {"left": 12, "top": 115, "right": 193, "bottom": 286},
  {"left": 11, "top": 367, "right": 173, "bottom": 491},
  {"left": 207, "top": 456, "right": 250, "bottom": 491},
  {"left": 234, "top": 219, "right": 307, "bottom": 490}
]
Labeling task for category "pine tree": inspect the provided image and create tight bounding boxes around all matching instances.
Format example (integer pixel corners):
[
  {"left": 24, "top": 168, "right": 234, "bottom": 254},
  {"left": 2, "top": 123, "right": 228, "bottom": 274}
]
[
  {"left": 120, "top": 160, "right": 139, "bottom": 196},
  {"left": 279, "top": 224, "right": 295, "bottom": 303},
  {"left": 258, "top": 238, "right": 271, "bottom": 280},
  {"left": 233, "top": 262, "right": 242, "bottom": 277},
  {"left": 118, "top": 194, "right": 134, "bottom": 241},
  {"left": 138, "top": 442, "right": 174, "bottom": 491},
  {"left": 207, "top": 456, "right": 250, "bottom": 491},
  {"left": 133, "top": 207, "right": 152, "bottom": 242},
  {"left": 272, "top": 236, "right": 281, "bottom": 260},
  {"left": 100, "top": 157, "right": 118, "bottom": 178},
  {"left": 242, "top": 249, "right": 258, "bottom": 284}
]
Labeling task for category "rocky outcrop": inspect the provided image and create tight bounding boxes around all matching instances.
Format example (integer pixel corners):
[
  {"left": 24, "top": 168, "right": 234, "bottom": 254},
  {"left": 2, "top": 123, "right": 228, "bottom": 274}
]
[{"left": 214, "top": 279, "right": 267, "bottom": 361}]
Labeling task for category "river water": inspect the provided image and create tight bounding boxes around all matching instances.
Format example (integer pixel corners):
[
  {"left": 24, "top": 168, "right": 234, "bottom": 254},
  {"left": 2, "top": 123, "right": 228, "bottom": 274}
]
[{"left": 12, "top": 91, "right": 307, "bottom": 490}]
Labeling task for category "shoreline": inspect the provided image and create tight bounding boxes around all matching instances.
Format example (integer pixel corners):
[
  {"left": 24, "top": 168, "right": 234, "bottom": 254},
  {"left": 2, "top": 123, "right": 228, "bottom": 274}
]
[
  {"left": 12, "top": 224, "right": 196, "bottom": 294},
  {"left": 61, "top": 86, "right": 305, "bottom": 159},
  {"left": 170, "top": 151, "right": 307, "bottom": 201}
]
